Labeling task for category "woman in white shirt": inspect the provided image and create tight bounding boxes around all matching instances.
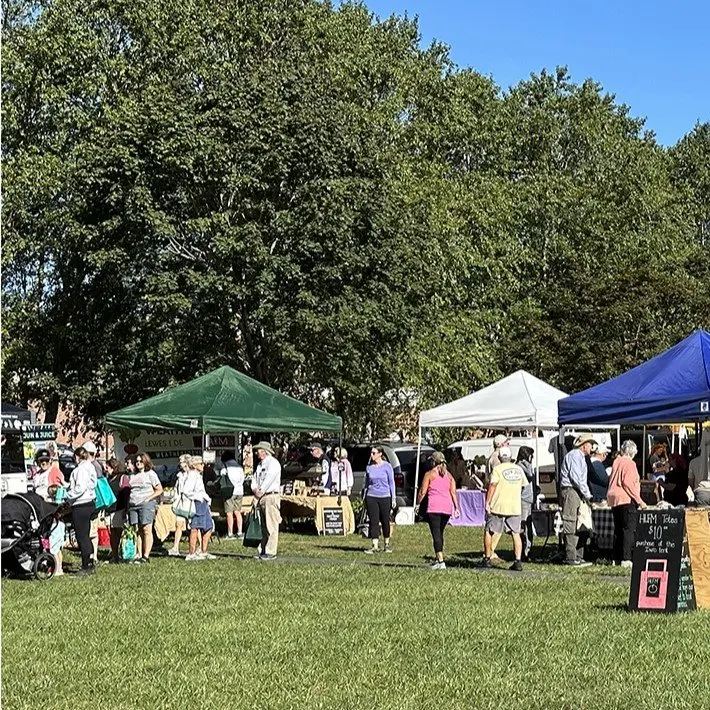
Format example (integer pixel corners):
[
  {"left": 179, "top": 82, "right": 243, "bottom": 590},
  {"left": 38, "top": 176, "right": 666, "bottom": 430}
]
[
  {"left": 333, "top": 448, "right": 354, "bottom": 496},
  {"left": 66, "top": 446, "right": 98, "bottom": 575},
  {"left": 183, "top": 456, "right": 215, "bottom": 561},
  {"left": 168, "top": 454, "right": 192, "bottom": 556}
]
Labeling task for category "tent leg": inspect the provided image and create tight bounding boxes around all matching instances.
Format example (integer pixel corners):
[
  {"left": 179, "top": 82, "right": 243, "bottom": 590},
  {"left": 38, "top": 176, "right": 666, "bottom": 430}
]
[
  {"left": 337, "top": 430, "right": 343, "bottom": 506},
  {"left": 412, "top": 427, "right": 423, "bottom": 513},
  {"left": 534, "top": 418, "right": 540, "bottom": 511}
]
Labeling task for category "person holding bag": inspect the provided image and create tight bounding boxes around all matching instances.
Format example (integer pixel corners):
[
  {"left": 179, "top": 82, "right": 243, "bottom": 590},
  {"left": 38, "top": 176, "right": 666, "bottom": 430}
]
[
  {"left": 363, "top": 446, "right": 396, "bottom": 554},
  {"left": 217, "top": 450, "right": 245, "bottom": 539},
  {"left": 66, "top": 445, "right": 98, "bottom": 576},
  {"left": 183, "top": 457, "right": 216, "bottom": 561},
  {"left": 168, "top": 454, "right": 193, "bottom": 556}
]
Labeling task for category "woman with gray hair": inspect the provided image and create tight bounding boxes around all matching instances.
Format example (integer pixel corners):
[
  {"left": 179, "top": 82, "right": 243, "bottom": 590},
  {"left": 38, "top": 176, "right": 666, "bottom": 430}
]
[
  {"left": 607, "top": 440, "right": 648, "bottom": 567},
  {"left": 168, "top": 454, "right": 192, "bottom": 556}
]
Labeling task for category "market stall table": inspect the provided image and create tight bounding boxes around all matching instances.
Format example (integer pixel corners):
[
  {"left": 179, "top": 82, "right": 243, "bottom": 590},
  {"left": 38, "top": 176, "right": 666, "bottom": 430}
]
[
  {"left": 448, "top": 490, "right": 486, "bottom": 527},
  {"left": 280, "top": 494, "right": 355, "bottom": 535}
]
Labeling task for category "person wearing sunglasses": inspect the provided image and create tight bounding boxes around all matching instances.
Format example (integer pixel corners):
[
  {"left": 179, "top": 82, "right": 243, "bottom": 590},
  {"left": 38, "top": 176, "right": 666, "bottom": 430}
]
[
  {"left": 127, "top": 452, "right": 163, "bottom": 564},
  {"left": 31, "top": 449, "right": 63, "bottom": 500},
  {"left": 363, "top": 446, "right": 396, "bottom": 554}
]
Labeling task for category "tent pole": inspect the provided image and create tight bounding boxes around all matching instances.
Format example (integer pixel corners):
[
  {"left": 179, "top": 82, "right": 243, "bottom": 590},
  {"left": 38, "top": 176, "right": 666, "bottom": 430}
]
[
  {"left": 534, "top": 415, "right": 540, "bottom": 511},
  {"left": 412, "top": 425, "right": 423, "bottom": 514},
  {"left": 642, "top": 425, "right": 647, "bottom": 479},
  {"left": 337, "top": 429, "right": 343, "bottom": 507}
]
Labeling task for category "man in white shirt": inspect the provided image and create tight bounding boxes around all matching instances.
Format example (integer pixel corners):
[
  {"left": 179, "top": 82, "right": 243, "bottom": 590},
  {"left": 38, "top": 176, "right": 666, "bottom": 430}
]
[
  {"left": 218, "top": 451, "right": 245, "bottom": 539},
  {"left": 252, "top": 441, "right": 282, "bottom": 560}
]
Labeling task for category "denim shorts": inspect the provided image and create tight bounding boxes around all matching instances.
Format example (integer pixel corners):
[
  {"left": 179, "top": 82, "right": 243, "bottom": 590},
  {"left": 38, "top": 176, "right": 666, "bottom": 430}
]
[
  {"left": 191, "top": 501, "right": 214, "bottom": 532},
  {"left": 128, "top": 500, "right": 157, "bottom": 527}
]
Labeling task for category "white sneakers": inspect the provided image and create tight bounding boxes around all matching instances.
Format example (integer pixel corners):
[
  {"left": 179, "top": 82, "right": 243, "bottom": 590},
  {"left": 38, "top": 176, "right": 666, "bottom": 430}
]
[{"left": 185, "top": 552, "right": 217, "bottom": 561}]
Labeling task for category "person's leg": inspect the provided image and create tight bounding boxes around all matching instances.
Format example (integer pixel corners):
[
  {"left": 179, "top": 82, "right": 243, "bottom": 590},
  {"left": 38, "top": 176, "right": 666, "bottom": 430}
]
[
  {"left": 72, "top": 504, "right": 94, "bottom": 569},
  {"left": 236, "top": 509, "right": 244, "bottom": 535},
  {"left": 437, "top": 514, "right": 450, "bottom": 562},
  {"left": 201, "top": 529, "right": 213, "bottom": 552},
  {"left": 379, "top": 498, "right": 391, "bottom": 545},
  {"left": 55, "top": 550, "right": 63, "bottom": 574},
  {"left": 109, "top": 527, "right": 121, "bottom": 561},
  {"left": 561, "top": 488, "right": 580, "bottom": 563},
  {"left": 612, "top": 505, "right": 624, "bottom": 564},
  {"left": 622, "top": 504, "right": 637, "bottom": 562},
  {"left": 90, "top": 518, "right": 99, "bottom": 563},
  {"left": 263, "top": 495, "right": 281, "bottom": 556},
  {"left": 512, "top": 532, "right": 523, "bottom": 561},
  {"left": 489, "top": 531, "right": 503, "bottom": 555},
  {"left": 366, "top": 497, "right": 380, "bottom": 549},
  {"left": 171, "top": 518, "right": 185, "bottom": 552},
  {"left": 483, "top": 529, "right": 493, "bottom": 558},
  {"left": 226, "top": 510, "right": 234, "bottom": 536},
  {"left": 428, "top": 514, "right": 443, "bottom": 559},
  {"left": 188, "top": 528, "right": 200, "bottom": 554},
  {"left": 576, "top": 531, "right": 588, "bottom": 561},
  {"left": 258, "top": 500, "right": 269, "bottom": 554}
]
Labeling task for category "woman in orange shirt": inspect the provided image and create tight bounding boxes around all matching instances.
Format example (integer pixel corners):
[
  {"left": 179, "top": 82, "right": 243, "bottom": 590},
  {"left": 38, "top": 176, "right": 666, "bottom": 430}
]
[{"left": 607, "top": 440, "right": 648, "bottom": 567}]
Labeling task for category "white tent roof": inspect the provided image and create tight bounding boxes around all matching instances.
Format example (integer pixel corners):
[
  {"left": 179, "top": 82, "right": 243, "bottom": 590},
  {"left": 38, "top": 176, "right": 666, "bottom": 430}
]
[{"left": 419, "top": 370, "right": 568, "bottom": 429}]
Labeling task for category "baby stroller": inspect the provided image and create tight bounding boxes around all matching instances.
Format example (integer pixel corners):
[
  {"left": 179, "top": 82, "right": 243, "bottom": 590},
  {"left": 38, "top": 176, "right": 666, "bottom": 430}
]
[{"left": 1, "top": 491, "right": 60, "bottom": 580}]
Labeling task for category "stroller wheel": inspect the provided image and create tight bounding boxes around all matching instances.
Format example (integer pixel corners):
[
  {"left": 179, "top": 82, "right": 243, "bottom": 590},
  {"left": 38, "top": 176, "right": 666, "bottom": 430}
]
[{"left": 33, "top": 552, "right": 56, "bottom": 581}]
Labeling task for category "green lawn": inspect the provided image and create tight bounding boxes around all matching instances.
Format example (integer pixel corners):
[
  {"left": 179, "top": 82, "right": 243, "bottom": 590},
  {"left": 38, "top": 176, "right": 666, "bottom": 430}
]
[{"left": 3, "top": 525, "right": 710, "bottom": 710}]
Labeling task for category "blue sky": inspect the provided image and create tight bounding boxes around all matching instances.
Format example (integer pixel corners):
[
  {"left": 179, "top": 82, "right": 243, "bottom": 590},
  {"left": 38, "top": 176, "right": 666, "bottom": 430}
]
[{"left": 363, "top": 0, "right": 709, "bottom": 146}]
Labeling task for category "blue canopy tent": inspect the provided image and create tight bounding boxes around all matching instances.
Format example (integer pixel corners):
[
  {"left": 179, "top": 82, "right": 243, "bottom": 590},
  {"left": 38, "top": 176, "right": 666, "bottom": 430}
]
[{"left": 558, "top": 330, "right": 710, "bottom": 425}]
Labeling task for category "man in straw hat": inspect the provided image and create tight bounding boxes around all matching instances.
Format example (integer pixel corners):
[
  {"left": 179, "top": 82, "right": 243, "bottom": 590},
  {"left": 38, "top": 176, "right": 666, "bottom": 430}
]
[
  {"left": 559, "top": 434, "right": 596, "bottom": 567},
  {"left": 252, "top": 441, "right": 282, "bottom": 560}
]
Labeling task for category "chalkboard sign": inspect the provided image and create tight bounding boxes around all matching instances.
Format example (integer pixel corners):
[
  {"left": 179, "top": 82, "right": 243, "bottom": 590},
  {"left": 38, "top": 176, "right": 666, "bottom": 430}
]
[
  {"left": 629, "top": 509, "right": 696, "bottom": 613},
  {"left": 282, "top": 480, "right": 295, "bottom": 495},
  {"left": 323, "top": 506, "right": 345, "bottom": 535}
]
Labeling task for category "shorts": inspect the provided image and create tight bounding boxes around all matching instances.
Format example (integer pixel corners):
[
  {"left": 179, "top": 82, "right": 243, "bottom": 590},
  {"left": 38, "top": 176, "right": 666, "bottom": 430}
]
[
  {"left": 224, "top": 496, "right": 243, "bottom": 514},
  {"left": 486, "top": 513, "right": 522, "bottom": 535},
  {"left": 128, "top": 500, "right": 157, "bottom": 527},
  {"left": 110, "top": 510, "right": 126, "bottom": 529},
  {"left": 191, "top": 501, "right": 214, "bottom": 532}
]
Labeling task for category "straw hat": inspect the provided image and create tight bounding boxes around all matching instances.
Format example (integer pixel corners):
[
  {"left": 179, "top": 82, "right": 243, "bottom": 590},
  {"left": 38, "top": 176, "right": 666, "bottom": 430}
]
[
  {"left": 254, "top": 441, "right": 275, "bottom": 456},
  {"left": 574, "top": 434, "right": 598, "bottom": 448}
]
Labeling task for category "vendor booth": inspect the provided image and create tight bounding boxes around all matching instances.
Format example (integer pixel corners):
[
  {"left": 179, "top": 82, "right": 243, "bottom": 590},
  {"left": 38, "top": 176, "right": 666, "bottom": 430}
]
[
  {"left": 414, "top": 370, "right": 569, "bottom": 520},
  {"left": 558, "top": 330, "right": 710, "bottom": 610},
  {"left": 105, "top": 366, "right": 351, "bottom": 535}
]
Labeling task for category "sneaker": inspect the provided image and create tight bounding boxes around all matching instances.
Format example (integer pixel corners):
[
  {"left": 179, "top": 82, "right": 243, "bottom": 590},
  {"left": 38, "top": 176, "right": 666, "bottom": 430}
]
[
  {"left": 429, "top": 561, "right": 441, "bottom": 569},
  {"left": 509, "top": 560, "right": 523, "bottom": 572},
  {"left": 185, "top": 553, "right": 202, "bottom": 561},
  {"left": 564, "top": 559, "right": 592, "bottom": 567},
  {"left": 383, "top": 544, "right": 393, "bottom": 554},
  {"left": 76, "top": 566, "right": 95, "bottom": 576},
  {"left": 258, "top": 554, "right": 276, "bottom": 561},
  {"left": 252, "top": 553, "right": 262, "bottom": 559},
  {"left": 54, "top": 569, "right": 64, "bottom": 577},
  {"left": 236, "top": 533, "right": 245, "bottom": 540},
  {"left": 364, "top": 547, "right": 376, "bottom": 555},
  {"left": 434, "top": 561, "right": 446, "bottom": 570},
  {"left": 225, "top": 533, "right": 235, "bottom": 539},
  {"left": 199, "top": 552, "right": 217, "bottom": 560},
  {"left": 480, "top": 557, "right": 493, "bottom": 568},
  {"left": 620, "top": 560, "right": 633, "bottom": 568},
  {"left": 167, "top": 548, "right": 181, "bottom": 557},
  {"left": 140, "top": 556, "right": 150, "bottom": 564}
]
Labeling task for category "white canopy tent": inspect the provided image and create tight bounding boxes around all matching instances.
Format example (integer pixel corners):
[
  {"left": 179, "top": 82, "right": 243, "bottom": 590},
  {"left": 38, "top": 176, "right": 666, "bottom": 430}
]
[{"left": 413, "top": 371, "right": 569, "bottom": 505}]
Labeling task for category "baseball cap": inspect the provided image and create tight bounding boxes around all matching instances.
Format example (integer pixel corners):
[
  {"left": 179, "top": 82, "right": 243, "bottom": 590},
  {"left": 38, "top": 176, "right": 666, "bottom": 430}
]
[
  {"left": 493, "top": 435, "right": 508, "bottom": 446},
  {"left": 82, "top": 441, "right": 97, "bottom": 454}
]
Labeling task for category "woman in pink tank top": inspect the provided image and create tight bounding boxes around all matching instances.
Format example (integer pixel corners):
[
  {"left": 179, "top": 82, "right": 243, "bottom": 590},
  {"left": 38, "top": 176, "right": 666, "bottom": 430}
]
[{"left": 415, "top": 452, "right": 460, "bottom": 570}]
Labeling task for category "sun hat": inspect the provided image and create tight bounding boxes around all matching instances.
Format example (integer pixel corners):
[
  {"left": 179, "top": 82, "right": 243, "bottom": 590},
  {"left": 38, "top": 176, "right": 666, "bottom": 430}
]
[
  {"left": 574, "top": 434, "right": 598, "bottom": 448},
  {"left": 493, "top": 434, "right": 508, "bottom": 447},
  {"left": 81, "top": 441, "right": 97, "bottom": 454},
  {"left": 254, "top": 441, "right": 275, "bottom": 456}
]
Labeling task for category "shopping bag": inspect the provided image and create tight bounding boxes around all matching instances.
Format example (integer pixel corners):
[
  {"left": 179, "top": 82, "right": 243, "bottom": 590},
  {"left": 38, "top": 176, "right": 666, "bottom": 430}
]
[
  {"left": 576, "top": 500, "right": 594, "bottom": 532},
  {"left": 243, "top": 509, "right": 262, "bottom": 548},
  {"left": 120, "top": 526, "right": 138, "bottom": 561},
  {"left": 95, "top": 477, "right": 117, "bottom": 510},
  {"left": 215, "top": 472, "right": 235, "bottom": 500},
  {"left": 171, "top": 493, "right": 196, "bottom": 520}
]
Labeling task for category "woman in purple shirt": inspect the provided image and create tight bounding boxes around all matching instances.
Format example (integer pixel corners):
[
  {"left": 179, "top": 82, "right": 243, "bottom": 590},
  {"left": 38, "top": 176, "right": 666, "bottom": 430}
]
[{"left": 363, "top": 446, "right": 396, "bottom": 554}]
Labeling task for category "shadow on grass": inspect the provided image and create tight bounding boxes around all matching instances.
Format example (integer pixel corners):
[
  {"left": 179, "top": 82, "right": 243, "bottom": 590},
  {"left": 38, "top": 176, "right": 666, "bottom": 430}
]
[{"left": 593, "top": 602, "right": 628, "bottom": 612}]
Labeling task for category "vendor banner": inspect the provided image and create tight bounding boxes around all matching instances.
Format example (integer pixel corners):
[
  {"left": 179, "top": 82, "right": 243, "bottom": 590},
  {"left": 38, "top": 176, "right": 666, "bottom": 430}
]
[{"left": 113, "top": 429, "right": 238, "bottom": 474}]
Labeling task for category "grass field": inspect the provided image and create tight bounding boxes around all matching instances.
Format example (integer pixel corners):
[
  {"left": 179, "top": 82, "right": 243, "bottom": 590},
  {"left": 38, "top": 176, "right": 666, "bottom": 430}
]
[{"left": 3, "top": 525, "right": 710, "bottom": 710}]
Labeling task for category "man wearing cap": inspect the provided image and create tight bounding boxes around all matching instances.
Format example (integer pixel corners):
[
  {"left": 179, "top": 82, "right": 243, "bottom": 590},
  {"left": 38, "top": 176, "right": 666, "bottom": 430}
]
[
  {"left": 589, "top": 443, "right": 610, "bottom": 502},
  {"left": 482, "top": 446, "right": 526, "bottom": 571},
  {"left": 252, "top": 441, "right": 282, "bottom": 560},
  {"left": 559, "top": 434, "right": 596, "bottom": 567},
  {"left": 309, "top": 442, "right": 333, "bottom": 493},
  {"left": 486, "top": 435, "right": 509, "bottom": 485}
]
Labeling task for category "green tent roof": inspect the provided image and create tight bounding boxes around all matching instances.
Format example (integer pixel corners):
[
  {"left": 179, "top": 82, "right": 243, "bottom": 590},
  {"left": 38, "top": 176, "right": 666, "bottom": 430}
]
[{"left": 105, "top": 366, "right": 342, "bottom": 433}]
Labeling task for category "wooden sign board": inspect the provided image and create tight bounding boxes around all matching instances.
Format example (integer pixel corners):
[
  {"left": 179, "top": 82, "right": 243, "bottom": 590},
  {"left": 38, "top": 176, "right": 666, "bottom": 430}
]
[
  {"left": 323, "top": 506, "right": 345, "bottom": 536},
  {"left": 629, "top": 509, "right": 696, "bottom": 613},
  {"left": 282, "top": 480, "right": 295, "bottom": 495}
]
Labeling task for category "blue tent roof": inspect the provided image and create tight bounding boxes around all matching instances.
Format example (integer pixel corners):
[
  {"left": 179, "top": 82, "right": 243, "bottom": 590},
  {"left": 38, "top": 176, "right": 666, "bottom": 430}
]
[{"left": 558, "top": 330, "right": 710, "bottom": 425}]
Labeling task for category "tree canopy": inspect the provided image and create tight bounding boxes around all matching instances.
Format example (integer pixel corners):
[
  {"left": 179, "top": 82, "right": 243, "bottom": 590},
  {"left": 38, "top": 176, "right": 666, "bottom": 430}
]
[{"left": 2, "top": 0, "right": 709, "bottom": 437}]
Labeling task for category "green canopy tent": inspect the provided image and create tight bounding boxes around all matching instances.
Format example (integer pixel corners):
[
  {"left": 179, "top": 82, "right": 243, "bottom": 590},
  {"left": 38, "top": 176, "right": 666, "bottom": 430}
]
[{"left": 105, "top": 366, "right": 342, "bottom": 433}]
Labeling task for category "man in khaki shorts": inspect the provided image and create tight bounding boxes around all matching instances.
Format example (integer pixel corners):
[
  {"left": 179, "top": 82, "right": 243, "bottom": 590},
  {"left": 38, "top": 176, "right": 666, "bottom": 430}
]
[
  {"left": 482, "top": 446, "right": 526, "bottom": 571},
  {"left": 218, "top": 451, "right": 245, "bottom": 539}
]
